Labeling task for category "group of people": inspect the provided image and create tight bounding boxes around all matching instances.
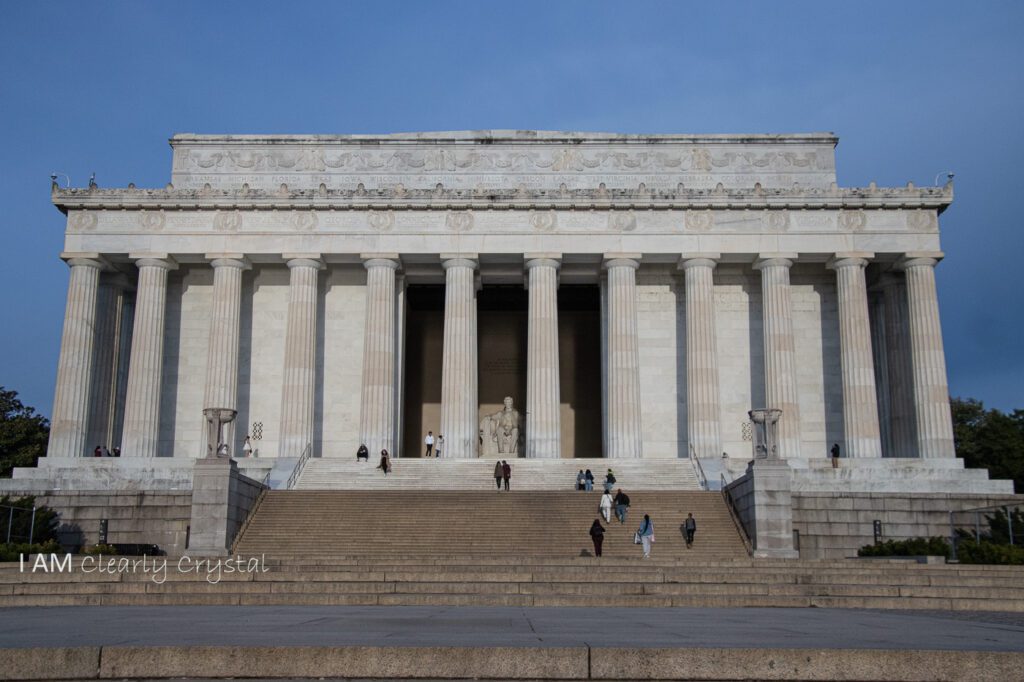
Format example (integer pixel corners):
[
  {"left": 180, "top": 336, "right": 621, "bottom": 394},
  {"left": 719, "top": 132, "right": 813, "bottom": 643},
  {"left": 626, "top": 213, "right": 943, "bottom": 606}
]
[
  {"left": 588, "top": 494, "right": 698, "bottom": 559},
  {"left": 575, "top": 468, "right": 618, "bottom": 493},
  {"left": 92, "top": 445, "right": 121, "bottom": 457},
  {"left": 424, "top": 431, "right": 444, "bottom": 457},
  {"left": 355, "top": 444, "right": 392, "bottom": 475},
  {"left": 493, "top": 460, "right": 512, "bottom": 490}
]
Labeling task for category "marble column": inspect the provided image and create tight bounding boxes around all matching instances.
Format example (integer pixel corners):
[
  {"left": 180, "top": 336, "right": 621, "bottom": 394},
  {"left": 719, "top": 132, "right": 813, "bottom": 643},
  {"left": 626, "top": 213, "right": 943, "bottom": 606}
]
[
  {"left": 278, "top": 256, "right": 322, "bottom": 460},
  {"left": 202, "top": 255, "right": 250, "bottom": 457},
  {"left": 121, "top": 255, "right": 177, "bottom": 458},
  {"left": 603, "top": 255, "right": 642, "bottom": 458},
  {"left": 86, "top": 274, "right": 131, "bottom": 452},
  {"left": 48, "top": 254, "right": 105, "bottom": 458},
  {"left": 880, "top": 275, "right": 918, "bottom": 457},
  {"left": 680, "top": 255, "right": 722, "bottom": 459},
  {"left": 828, "top": 253, "right": 882, "bottom": 458},
  {"left": 526, "top": 255, "right": 562, "bottom": 458},
  {"left": 439, "top": 255, "right": 478, "bottom": 458},
  {"left": 901, "top": 254, "right": 956, "bottom": 458},
  {"left": 359, "top": 255, "right": 400, "bottom": 457},
  {"left": 869, "top": 292, "right": 894, "bottom": 457},
  {"left": 754, "top": 255, "right": 802, "bottom": 459}
]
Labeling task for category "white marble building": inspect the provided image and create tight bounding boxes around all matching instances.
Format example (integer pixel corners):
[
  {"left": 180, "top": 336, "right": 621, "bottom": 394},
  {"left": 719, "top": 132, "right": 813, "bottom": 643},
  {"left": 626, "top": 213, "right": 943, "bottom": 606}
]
[{"left": 42, "top": 131, "right": 969, "bottom": 476}]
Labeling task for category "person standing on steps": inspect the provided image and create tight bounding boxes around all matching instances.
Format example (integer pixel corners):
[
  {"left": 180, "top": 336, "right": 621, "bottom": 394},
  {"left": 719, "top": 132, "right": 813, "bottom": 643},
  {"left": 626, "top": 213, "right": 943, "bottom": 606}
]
[
  {"left": 242, "top": 436, "right": 253, "bottom": 458},
  {"left": 424, "top": 431, "right": 434, "bottom": 457},
  {"left": 589, "top": 519, "right": 605, "bottom": 557},
  {"left": 603, "top": 468, "right": 616, "bottom": 493},
  {"left": 502, "top": 460, "right": 511, "bottom": 491},
  {"left": 576, "top": 469, "right": 586, "bottom": 491},
  {"left": 830, "top": 442, "right": 841, "bottom": 468},
  {"left": 684, "top": 512, "right": 697, "bottom": 548},
  {"left": 435, "top": 434, "right": 444, "bottom": 459},
  {"left": 584, "top": 469, "right": 594, "bottom": 492},
  {"left": 613, "top": 488, "right": 630, "bottom": 524},
  {"left": 493, "top": 460, "right": 503, "bottom": 490},
  {"left": 637, "top": 514, "right": 655, "bottom": 559},
  {"left": 599, "top": 490, "right": 614, "bottom": 523},
  {"left": 378, "top": 449, "right": 391, "bottom": 475}
]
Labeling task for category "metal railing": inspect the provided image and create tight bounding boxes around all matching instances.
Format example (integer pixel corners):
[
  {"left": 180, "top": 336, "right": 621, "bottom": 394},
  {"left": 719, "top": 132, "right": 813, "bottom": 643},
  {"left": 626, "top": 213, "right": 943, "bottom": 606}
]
[
  {"left": 688, "top": 444, "right": 708, "bottom": 491},
  {"left": 948, "top": 503, "right": 1022, "bottom": 562},
  {"left": 230, "top": 487, "right": 268, "bottom": 554},
  {"left": 720, "top": 473, "right": 753, "bottom": 556},
  {"left": 1, "top": 503, "right": 38, "bottom": 545},
  {"left": 285, "top": 443, "right": 313, "bottom": 490}
]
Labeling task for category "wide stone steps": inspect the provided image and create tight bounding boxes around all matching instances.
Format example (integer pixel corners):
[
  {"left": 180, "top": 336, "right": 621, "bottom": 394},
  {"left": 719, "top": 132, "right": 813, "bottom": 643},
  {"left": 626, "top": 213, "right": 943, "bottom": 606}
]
[
  {"left": 234, "top": 491, "right": 741, "bottom": 558},
  {"left": 295, "top": 458, "right": 703, "bottom": 490},
  {"left": 3, "top": 557, "right": 1024, "bottom": 611}
]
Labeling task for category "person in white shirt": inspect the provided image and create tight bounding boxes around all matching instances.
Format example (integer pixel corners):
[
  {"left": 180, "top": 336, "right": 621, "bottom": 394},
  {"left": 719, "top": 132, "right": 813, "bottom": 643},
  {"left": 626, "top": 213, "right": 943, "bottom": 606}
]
[
  {"left": 599, "top": 491, "right": 614, "bottom": 523},
  {"left": 435, "top": 434, "right": 444, "bottom": 458},
  {"left": 424, "top": 431, "right": 434, "bottom": 457},
  {"left": 242, "top": 436, "right": 253, "bottom": 458}
]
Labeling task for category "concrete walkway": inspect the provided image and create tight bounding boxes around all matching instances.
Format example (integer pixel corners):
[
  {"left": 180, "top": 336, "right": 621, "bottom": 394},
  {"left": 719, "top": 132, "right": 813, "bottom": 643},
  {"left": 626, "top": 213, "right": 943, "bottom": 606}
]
[{"left": 2, "top": 605, "right": 1023, "bottom": 651}]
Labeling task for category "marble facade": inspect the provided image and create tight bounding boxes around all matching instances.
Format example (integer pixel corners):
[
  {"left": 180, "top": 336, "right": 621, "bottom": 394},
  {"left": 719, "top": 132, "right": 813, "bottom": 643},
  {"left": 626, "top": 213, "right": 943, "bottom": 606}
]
[{"left": 45, "top": 131, "right": 965, "bottom": 469}]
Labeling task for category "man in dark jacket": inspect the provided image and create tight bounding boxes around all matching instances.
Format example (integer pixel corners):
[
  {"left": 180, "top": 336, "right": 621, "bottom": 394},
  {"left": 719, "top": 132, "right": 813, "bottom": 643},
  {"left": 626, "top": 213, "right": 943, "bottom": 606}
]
[
  {"left": 684, "top": 512, "right": 697, "bottom": 548},
  {"left": 613, "top": 489, "right": 630, "bottom": 524},
  {"left": 502, "top": 460, "right": 511, "bottom": 491}
]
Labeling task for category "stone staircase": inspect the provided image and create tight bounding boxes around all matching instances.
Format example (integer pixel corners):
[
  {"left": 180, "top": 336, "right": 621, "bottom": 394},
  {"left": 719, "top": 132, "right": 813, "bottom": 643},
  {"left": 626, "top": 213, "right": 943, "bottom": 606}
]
[
  {"left": 235, "top": 490, "right": 740, "bottom": 558},
  {"left": 295, "top": 458, "right": 703, "bottom": 490}
]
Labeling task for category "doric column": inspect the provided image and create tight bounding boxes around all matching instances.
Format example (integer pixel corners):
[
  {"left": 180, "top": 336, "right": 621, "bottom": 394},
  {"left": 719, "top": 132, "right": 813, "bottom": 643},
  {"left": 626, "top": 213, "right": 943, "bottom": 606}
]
[
  {"left": 900, "top": 253, "right": 956, "bottom": 458},
  {"left": 359, "top": 254, "right": 400, "bottom": 456},
  {"left": 526, "top": 254, "right": 562, "bottom": 458},
  {"left": 202, "top": 255, "right": 250, "bottom": 457},
  {"left": 880, "top": 275, "right": 917, "bottom": 457},
  {"left": 121, "top": 255, "right": 177, "bottom": 458},
  {"left": 439, "top": 254, "right": 478, "bottom": 458},
  {"left": 869, "top": 292, "right": 894, "bottom": 457},
  {"left": 48, "top": 254, "right": 105, "bottom": 458},
  {"left": 86, "top": 274, "right": 132, "bottom": 452},
  {"left": 278, "top": 255, "right": 322, "bottom": 459},
  {"left": 603, "top": 254, "right": 642, "bottom": 458},
  {"left": 754, "top": 255, "right": 802, "bottom": 459},
  {"left": 680, "top": 255, "right": 722, "bottom": 458},
  {"left": 828, "top": 253, "right": 882, "bottom": 458}
]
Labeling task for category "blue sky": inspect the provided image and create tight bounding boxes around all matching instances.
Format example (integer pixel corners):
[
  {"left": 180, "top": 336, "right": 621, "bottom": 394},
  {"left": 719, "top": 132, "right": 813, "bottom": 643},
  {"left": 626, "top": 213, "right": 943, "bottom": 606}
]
[{"left": 1, "top": 1, "right": 1022, "bottom": 414}]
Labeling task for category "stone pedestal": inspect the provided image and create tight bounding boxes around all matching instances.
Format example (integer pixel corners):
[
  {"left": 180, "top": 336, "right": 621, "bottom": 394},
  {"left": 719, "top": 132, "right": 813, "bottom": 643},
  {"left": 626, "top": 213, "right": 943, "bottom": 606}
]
[
  {"left": 828, "top": 253, "right": 882, "bottom": 458},
  {"left": 188, "top": 458, "right": 237, "bottom": 556},
  {"left": 278, "top": 256, "right": 322, "bottom": 459},
  {"left": 754, "top": 255, "right": 801, "bottom": 458},
  {"left": 121, "top": 255, "right": 177, "bottom": 458},
  {"left": 603, "top": 255, "right": 642, "bottom": 458},
  {"left": 203, "top": 256, "right": 249, "bottom": 456},
  {"left": 745, "top": 458, "right": 799, "bottom": 559},
  {"left": 901, "top": 254, "right": 956, "bottom": 458},
  {"left": 49, "top": 255, "right": 104, "bottom": 458},
  {"left": 680, "top": 255, "right": 722, "bottom": 458},
  {"left": 359, "top": 256, "right": 400, "bottom": 456},
  {"left": 439, "top": 255, "right": 478, "bottom": 458},
  {"left": 526, "top": 255, "right": 561, "bottom": 458}
]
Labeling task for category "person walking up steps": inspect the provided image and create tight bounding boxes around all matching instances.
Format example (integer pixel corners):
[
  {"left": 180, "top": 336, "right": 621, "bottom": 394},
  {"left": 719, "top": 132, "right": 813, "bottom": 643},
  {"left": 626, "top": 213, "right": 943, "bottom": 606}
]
[
  {"left": 424, "top": 431, "right": 434, "bottom": 457},
  {"left": 599, "top": 490, "right": 613, "bottom": 523},
  {"left": 684, "top": 512, "right": 697, "bottom": 548},
  {"left": 636, "top": 514, "right": 655, "bottom": 559},
  {"left": 613, "top": 489, "right": 630, "bottom": 524},
  {"left": 584, "top": 469, "right": 594, "bottom": 491},
  {"left": 494, "top": 460, "right": 503, "bottom": 490},
  {"left": 589, "top": 519, "right": 605, "bottom": 557},
  {"left": 502, "top": 460, "right": 511, "bottom": 491}
]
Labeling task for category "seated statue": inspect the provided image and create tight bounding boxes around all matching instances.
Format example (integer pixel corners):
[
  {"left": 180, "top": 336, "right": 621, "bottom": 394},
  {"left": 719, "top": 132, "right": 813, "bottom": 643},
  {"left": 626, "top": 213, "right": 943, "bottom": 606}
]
[{"left": 479, "top": 396, "right": 524, "bottom": 457}]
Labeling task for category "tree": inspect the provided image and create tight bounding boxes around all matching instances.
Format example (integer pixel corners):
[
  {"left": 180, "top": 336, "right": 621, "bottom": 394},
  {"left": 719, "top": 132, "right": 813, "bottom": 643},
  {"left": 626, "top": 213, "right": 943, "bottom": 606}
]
[
  {"left": 0, "top": 388, "right": 49, "bottom": 477},
  {"left": 951, "top": 397, "right": 1024, "bottom": 494}
]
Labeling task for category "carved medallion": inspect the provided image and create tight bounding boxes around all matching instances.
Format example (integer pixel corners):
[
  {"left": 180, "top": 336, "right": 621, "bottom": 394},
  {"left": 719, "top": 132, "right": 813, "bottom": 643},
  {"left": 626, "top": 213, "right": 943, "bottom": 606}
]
[
  {"left": 289, "top": 211, "right": 318, "bottom": 232},
  {"left": 445, "top": 211, "right": 473, "bottom": 232},
  {"left": 69, "top": 212, "right": 97, "bottom": 231},
  {"left": 764, "top": 211, "right": 790, "bottom": 233},
  {"left": 368, "top": 210, "right": 395, "bottom": 232},
  {"left": 530, "top": 210, "right": 557, "bottom": 232},
  {"left": 213, "top": 210, "right": 242, "bottom": 232},
  {"left": 686, "top": 210, "right": 714, "bottom": 232},
  {"left": 608, "top": 211, "right": 637, "bottom": 232},
  {"left": 838, "top": 209, "right": 867, "bottom": 232},
  {"left": 140, "top": 211, "right": 165, "bottom": 232},
  {"left": 907, "top": 209, "right": 937, "bottom": 231}
]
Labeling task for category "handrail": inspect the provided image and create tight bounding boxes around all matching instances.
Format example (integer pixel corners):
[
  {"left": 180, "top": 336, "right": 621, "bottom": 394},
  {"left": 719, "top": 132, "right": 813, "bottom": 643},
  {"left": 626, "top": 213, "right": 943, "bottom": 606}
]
[
  {"left": 720, "top": 472, "right": 753, "bottom": 556},
  {"left": 229, "top": 486, "right": 268, "bottom": 554},
  {"left": 285, "top": 443, "right": 313, "bottom": 490},
  {"left": 688, "top": 444, "right": 708, "bottom": 491}
]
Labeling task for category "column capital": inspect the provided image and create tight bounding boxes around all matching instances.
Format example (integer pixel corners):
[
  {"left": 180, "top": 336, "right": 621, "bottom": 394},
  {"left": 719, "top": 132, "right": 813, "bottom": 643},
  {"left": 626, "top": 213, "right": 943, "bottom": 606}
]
[
  {"left": 361, "top": 255, "right": 401, "bottom": 271},
  {"left": 60, "top": 252, "right": 109, "bottom": 270},
  {"left": 827, "top": 252, "right": 874, "bottom": 270},
  {"left": 603, "top": 253, "right": 641, "bottom": 270},
  {"left": 753, "top": 253, "right": 798, "bottom": 270},
  {"left": 898, "top": 251, "right": 944, "bottom": 270},
  {"left": 678, "top": 253, "right": 721, "bottom": 271},
  {"left": 283, "top": 254, "right": 324, "bottom": 270},
  {"left": 441, "top": 254, "right": 478, "bottom": 270},
  {"left": 129, "top": 254, "right": 178, "bottom": 271},
  {"left": 206, "top": 254, "right": 252, "bottom": 270},
  {"left": 525, "top": 254, "right": 562, "bottom": 270}
]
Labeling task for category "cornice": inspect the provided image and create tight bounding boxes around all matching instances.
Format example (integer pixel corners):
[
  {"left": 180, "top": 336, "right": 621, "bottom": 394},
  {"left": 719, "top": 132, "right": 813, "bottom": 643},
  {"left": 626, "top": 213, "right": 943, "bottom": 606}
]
[{"left": 52, "top": 183, "right": 953, "bottom": 214}]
